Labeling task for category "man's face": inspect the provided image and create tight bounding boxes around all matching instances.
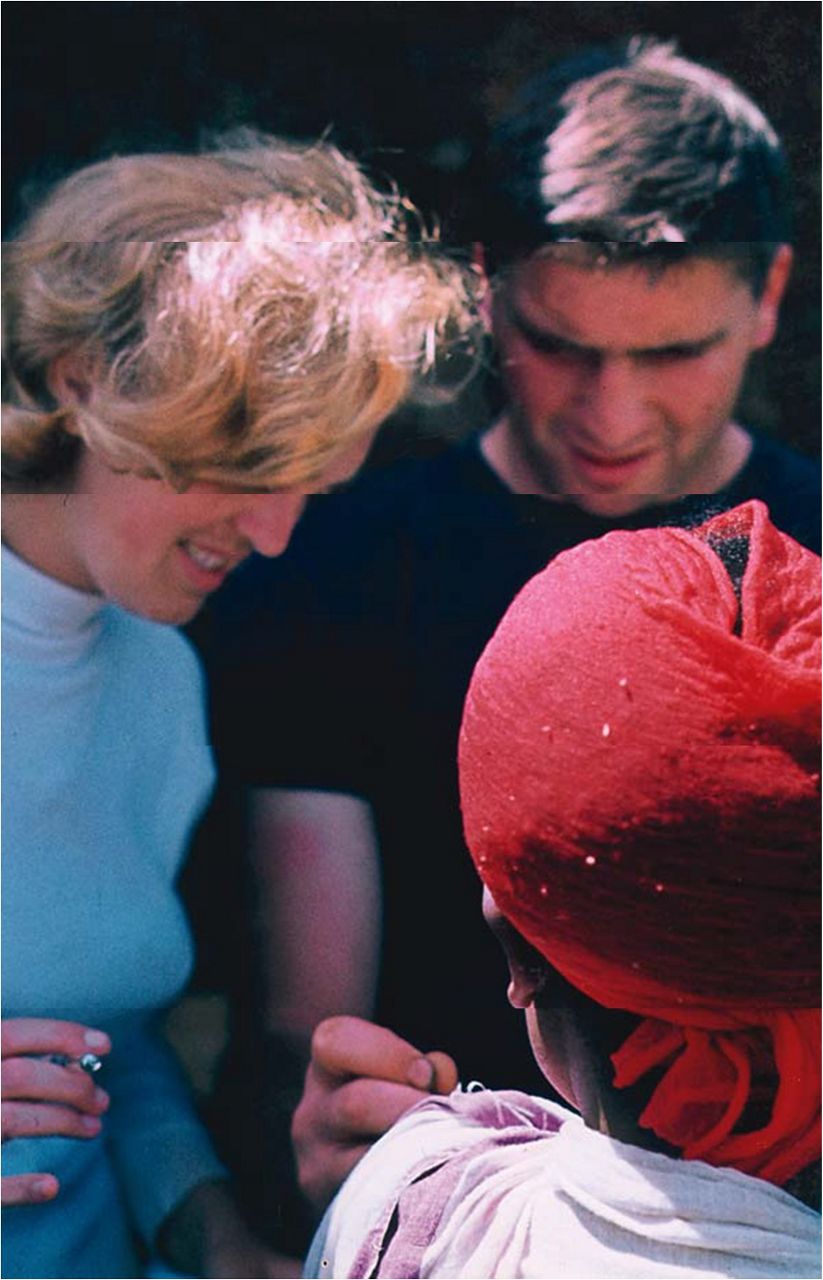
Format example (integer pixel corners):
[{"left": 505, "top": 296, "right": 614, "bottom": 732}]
[{"left": 491, "top": 252, "right": 786, "bottom": 516}]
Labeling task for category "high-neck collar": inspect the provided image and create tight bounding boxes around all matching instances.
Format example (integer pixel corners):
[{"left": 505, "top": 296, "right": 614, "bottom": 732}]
[{"left": 2, "top": 541, "right": 106, "bottom": 661}]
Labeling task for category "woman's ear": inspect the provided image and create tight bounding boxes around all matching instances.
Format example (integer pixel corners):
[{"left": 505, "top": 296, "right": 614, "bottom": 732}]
[{"left": 46, "top": 352, "right": 93, "bottom": 420}]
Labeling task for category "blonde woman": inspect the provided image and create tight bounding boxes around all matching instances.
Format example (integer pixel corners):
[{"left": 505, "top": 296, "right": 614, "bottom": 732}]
[{"left": 1, "top": 134, "right": 474, "bottom": 1278}]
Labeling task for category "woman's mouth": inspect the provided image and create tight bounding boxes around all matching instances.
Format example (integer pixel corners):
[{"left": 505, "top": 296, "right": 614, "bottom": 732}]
[{"left": 178, "top": 540, "right": 242, "bottom": 590}]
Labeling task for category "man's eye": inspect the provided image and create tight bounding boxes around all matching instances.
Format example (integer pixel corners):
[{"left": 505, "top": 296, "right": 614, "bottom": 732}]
[
  {"left": 642, "top": 344, "right": 708, "bottom": 364},
  {"left": 525, "top": 334, "right": 567, "bottom": 356},
  {"left": 517, "top": 326, "right": 584, "bottom": 359}
]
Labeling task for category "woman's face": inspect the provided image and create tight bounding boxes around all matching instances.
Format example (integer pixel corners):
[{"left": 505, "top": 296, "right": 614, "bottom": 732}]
[{"left": 45, "top": 438, "right": 372, "bottom": 624}]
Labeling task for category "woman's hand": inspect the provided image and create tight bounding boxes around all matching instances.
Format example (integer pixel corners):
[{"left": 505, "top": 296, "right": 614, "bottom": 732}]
[
  {"left": 292, "top": 1016, "right": 458, "bottom": 1213},
  {"left": 1, "top": 1018, "right": 111, "bottom": 1206},
  {"left": 159, "top": 1179, "right": 302, "bottom": 1277}
]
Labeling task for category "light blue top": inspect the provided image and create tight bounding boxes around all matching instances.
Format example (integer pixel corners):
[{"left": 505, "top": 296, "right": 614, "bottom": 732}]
[{"left": 1, "top": 544, "right": 226, "bottom": 1279}]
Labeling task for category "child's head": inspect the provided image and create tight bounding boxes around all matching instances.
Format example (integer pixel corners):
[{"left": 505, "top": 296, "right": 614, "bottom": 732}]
[{"left": 460, "top": 502, "right": 820, "bottom": 1189}]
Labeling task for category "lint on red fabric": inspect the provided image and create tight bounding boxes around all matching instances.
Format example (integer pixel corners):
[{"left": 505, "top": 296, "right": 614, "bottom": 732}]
[{"left": 459, "top": 500, "right": 820, "bottom": 1187}]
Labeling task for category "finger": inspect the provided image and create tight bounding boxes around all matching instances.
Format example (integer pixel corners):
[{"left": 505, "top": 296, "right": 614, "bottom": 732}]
[
  {"left": 297, "top": 1141, "right": 372, "bottom": 1210},
  {"left": 2, "top": 1057, "right": 109, "bottom": 1113},
  {"left": 2, "top": 1101, "right": 104, "bottom": 1142},
  {"left": 426, "top": 1051, "right": 459, "bottom": 1095},
  {"left": 311, "top": 1017, "right": 435, "bottom": 1091},
  {"left": 1, "top": 1019, "right": 110, "bottom": 1060},
  {"left": 325, "top": 1076, "right": 431, "bottom": 1140},
  {"left": 1, "top": 1173, "right": 59, "bottom": 1206}
]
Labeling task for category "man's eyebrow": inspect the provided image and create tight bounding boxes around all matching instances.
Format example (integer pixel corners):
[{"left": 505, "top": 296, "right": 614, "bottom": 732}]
[
  {"left": 638, "top": 330, "right": 731, "bottom": 356},
  {"left": 507, "top": 303, "right": 730, "bottom": 356}
]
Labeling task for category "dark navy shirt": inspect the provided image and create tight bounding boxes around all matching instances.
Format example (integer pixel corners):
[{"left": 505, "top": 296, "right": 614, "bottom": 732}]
[{"left": 200, "top": 431, "right": 819, "bottom": 1093}]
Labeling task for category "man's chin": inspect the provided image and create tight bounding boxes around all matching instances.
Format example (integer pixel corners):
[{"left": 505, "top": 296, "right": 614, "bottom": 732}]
[{"left": 570, "top": 490, "right": 666, "bottom": 519}]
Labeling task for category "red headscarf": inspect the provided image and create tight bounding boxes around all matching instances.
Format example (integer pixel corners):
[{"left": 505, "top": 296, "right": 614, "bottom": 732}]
[{"left": 459, "top": 502, "right": 820, "bottom": 1186}]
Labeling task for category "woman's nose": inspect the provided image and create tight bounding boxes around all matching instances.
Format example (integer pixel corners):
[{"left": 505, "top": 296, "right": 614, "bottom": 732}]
[{"left": 234, "top": 495, "right": 307, "bottom": 558}]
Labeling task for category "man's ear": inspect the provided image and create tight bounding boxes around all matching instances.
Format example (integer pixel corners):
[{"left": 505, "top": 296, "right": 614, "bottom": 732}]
[
  {"left": 46, "top": 352, "right": 94, "bottom": 420},
  {"left": 753, "top": 243, "right": 793, "bottom": 350}
]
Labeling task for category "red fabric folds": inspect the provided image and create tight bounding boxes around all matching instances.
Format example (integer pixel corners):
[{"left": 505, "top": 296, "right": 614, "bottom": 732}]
[{"left": 459, "top": 501, "right": 821, "bottom": 1185}]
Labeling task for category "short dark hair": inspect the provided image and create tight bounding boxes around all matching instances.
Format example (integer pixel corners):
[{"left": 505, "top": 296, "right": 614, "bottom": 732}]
[{"left": 481, "top": 38, "right": 791, "bottom": 292}]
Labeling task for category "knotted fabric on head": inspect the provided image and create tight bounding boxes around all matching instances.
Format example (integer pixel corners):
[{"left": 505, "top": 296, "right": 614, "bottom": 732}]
[{"left": 459, "top": 501, "right": 820, "bottom": 1186}]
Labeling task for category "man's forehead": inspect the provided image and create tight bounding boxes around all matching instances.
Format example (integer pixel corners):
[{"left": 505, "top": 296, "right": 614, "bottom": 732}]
[
  {"left": 505, "top": 242, "right": 741, "bottom": 287},
  {"left": 509, "top": 240, "right": 749, "bottom": 276},
  {"left": 496, "top": 250, "right": 753, "bottom": 349}
]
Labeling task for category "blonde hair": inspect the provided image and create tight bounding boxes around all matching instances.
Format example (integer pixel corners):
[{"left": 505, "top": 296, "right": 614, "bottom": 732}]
[{"left": 3, "top": 133, "right": 478, "bottom": 489}]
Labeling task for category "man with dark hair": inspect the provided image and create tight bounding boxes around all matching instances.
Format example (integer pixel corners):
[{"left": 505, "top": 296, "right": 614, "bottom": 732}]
[
  {"left": 482, "top": 38, "right": 791, "bottom": 267},
  {"left": 473, "top": 37, "right": 799, "bottom": 517},
  {"left": 198, "top": 38, "right": 819, "bottom": 1243}
]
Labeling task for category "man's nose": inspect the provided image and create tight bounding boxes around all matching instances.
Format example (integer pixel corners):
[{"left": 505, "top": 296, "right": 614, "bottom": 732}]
[
  {"left": 234, "top": 495, "right": 307, "bottom": 558},
  {"left": 574, "top": 356, "right": 650, "bottom": 450}
]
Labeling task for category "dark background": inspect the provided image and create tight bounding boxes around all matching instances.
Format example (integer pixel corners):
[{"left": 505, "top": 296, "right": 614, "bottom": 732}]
[{"left": 4, "top": 1, "right": 820, "bottom": 456}]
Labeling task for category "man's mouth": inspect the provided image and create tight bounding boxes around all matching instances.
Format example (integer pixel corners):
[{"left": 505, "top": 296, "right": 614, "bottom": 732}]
[{"left": 569, "top": 444, "right": 655, "bottom": 487}]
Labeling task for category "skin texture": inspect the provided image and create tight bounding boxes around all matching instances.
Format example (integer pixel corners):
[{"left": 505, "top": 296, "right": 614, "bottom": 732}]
[
  {"left": 1, "top": 435, "right": 374, "bottom": 626},
  {"left": 292, "top": 1016, "right": 458, "bottom": 1213},
  {"left": 1, "top": 1019, "right": 111, "bottom": 1206},
  {"left": 483, "top": 248, "right": 791, "bottom": 516},
  {"left": 480, "top": 889, "right": 650, "bottom": 1148},
  {"left": 294, "top": 898, "right": 652, "bottom": 1214},
  {"left": 158, "top": 1180, "right": 303, "bottom": 1278},
  {"left": 249, "top": 792, "right": 382, "bottom": 1040}
]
